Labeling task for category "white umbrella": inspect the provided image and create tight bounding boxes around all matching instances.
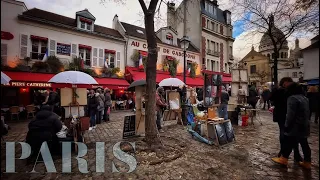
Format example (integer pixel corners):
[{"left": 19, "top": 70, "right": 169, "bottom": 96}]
[
  {"left": 1, "top": 72, "right": 11, "bottom": 84},
  {"left": 49, "top": 71, "right": 98, "bottom": 84},
  {"left": 159, "top": 78, "right": 185, "bottom": 87}
]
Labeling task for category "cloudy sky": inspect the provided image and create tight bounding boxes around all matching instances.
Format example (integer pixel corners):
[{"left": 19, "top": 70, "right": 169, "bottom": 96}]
[{"left": 23, "top": 0, "right": 314, "bottom": 60}]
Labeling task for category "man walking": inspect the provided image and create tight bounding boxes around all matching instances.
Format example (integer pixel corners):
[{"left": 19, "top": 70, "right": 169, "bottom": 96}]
[
  {"left": 270, "top": 77, "right": 302, "bottom": 162},
  {"left": 156, "top": 87, "right": 167, "bottom": 133},
  {"left": 262, "top": 86, "right": 271, "bottom": 110},
  {"left": 272, "top": 82, "right": 311, "bottom": 169},
  {"left": 219, "top": 86, "right": 229, "bottom": 120}
]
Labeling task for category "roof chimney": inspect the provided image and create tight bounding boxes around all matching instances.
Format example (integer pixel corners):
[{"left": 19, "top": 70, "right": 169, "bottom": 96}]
[
  {"left": 167, "top": 2, "right": 176, "bottom": 30},
  {"left": 295, "top": 38, "right": 299, "bottom": 49}
]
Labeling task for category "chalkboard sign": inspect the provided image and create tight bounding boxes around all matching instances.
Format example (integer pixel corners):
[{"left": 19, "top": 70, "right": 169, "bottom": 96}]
[
  {"left": 57, "top": 43, "right": 71, "bottom": 56},
  {"left": 123, "top": 115, "right": 136, "bottom": 138}
]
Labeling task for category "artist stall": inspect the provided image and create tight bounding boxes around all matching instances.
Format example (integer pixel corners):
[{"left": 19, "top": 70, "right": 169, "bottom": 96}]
[
  {"left": 187, "top": 72, "right": 235, "bottom": 146},
  {"left": 49, "top": 71, "right": 94, "bottom": 151}
]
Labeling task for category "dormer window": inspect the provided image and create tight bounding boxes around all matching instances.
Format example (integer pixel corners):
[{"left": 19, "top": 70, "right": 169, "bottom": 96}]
[
  {"left": 79, "top": 17, "right": 93, "bottom": 31},
  {"left": 166, "top": 33, "right": 173, "bottom": 45}
]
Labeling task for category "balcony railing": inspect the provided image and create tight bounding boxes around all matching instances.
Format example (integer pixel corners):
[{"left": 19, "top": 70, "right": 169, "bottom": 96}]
[{"left": 206, "top": 49, "right": 220, "bottom": 57}]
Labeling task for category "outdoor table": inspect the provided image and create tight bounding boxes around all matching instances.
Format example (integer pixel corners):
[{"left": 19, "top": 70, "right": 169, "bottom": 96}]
[
  {"left": 116, "top": 101, "right": 124, "bottom": 105},
  {"left": 1, "top": 107, "right": 24, "bottom": 112}
]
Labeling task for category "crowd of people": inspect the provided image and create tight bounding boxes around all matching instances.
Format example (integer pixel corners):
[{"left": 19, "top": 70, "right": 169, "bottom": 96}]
[
  {"left": 87, "top": 88, "right": 112, "bottom": 131},
  {"left": 269, "top": 77, "right": 319, "bottom": 169}
]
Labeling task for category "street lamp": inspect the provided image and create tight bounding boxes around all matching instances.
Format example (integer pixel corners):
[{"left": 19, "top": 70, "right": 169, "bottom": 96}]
[
  {"left": 268, "top": 62, "right": 274, "bottom": 87},
  {"left": 180, "top": 36, "right": 190, "bottom": 125}
]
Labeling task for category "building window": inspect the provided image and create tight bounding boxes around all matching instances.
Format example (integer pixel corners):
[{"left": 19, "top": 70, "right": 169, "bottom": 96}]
[
  {"left": 206, "top": 59, "right": 210, "bottom": 69},
  {"left": 205, "top": 2, "right": 213, "bottom": 14},
  {"left": 187, "top": 61, "right": 192, "bottom": 71},
  {"left": 211, "top": 60, "right": 215, "bottom": 71},
  {"left": 250, "top": 65, "right": 256, "bottom": 74},
  {"left": 211, "top": 22, "right": 214, "bottom": 31},
  {"left": 166, "top": 33, "right": 173, "bottom": 45},
  {"left": 31, "top": 40, "right": 47, "bottom": 60},
  {"left": 79, "top": 18, "right": 92, "bottom": 31},
  {"left": 207, "top": 20, "right": 210, "bottom": 29},
  {"left": 292, "top": 72, "right": 297, "bottom": 78},
  {"left": 79, "top": 48, "right": 91, "bottom": 66},
  {"left": 281, "top": 52, "right": 283, "bottom": 58},
  {"left": 229, "top": 46, "right": 232, "bottom": 55},
  {"left": 105, "top": 52, "right": 115, "bottom": 68},
  {"left": 1, "top": 43, "right": 8, "bottom": 64}
]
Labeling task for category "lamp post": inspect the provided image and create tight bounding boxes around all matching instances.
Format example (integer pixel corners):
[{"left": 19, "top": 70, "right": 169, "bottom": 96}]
[
  {"left": 269, "top": 62, "right": 274, "bottom": 88},
  {"left": 180, "top": 36, "right": 190, "bottom": 125}
]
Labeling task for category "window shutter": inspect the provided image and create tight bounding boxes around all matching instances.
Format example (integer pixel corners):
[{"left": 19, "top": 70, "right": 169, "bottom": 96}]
[
  {"left": 92, "top": 48, "right": 98, "bottom": 67},
  {"left": 1, "top": 43, "right": 8, "bottom": 64},
  {"left": 49, "top": 39, "right": 56, "bottom": 56},
  {"left": 71, "top": 44, "right": 78, "bottom": 58},
  {"left": 116, "top": 51, "right": 120, "bottom": 68},
  {"left": 98, "top": 49, "right": 104, "bottom": 67},
  {"left": 20, "top": 34, "right": 28, "bottom": 59}
]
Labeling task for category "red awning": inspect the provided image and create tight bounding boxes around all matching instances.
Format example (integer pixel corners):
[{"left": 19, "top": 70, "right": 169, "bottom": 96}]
[
  {"left": 105, "top": 49, "right": 116, "bottom": 54},
  {"left": 2, "top": 71, "right": 129, "bottom": 89},
  {"left": 94, "top": 78, "right": 129, "bottom": 90},
  {"left": 30, "top": 35, "right": 48, "bottom": 41},
  {"left": 139, "top": 50, "right": 148, "bottom": 57},
  {"left": 222, "top": 76, "right": 232, "bottom": 83},
  {"left": 79, "top": 17, "right": 92, "bottom": 24},
  {"left": 126, "top": 67, "right": 204, "bottom": 87},
  {"left": 79, "top": 44, "right": 92, "bottom": 50}
]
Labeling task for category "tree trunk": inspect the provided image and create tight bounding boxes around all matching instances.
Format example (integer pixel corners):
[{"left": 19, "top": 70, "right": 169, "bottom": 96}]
[
  {"left": 144, "top": 12, "right": 161, "bottom": 146},
  {"left": 273, "top": 49, "right": 279, "bottom": 85}
]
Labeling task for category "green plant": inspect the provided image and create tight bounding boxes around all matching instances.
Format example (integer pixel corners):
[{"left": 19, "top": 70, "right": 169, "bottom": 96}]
[
  {"left": 164, "top": 57, "right": 179, "bottom": 77},
  {"left": 23, "top": 57, "right": 31, "bottom": 66},
  {"left": 190, "top": 62, "right": 198, "bottom": 78},
  {"left": 69, "top": 57, "right": 83, "bottom": 71},
  {"left": 81, "top": 68, "right": 96, "bottom": 77},
  {"left": 111, "top": 67, "right": 120, "bottom": 75},
  {"left": 130, "top": 50, "right": 140, "bottom": 63},
  {"left": 31, "top": 61, "right": 49, "bottom": 72},
  {"left": 46, "top": 56, "right": 63, "bottom": 73}
]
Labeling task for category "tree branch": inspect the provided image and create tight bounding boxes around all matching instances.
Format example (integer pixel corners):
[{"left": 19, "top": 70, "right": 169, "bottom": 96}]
[{"left": 138, "top": 0, "right": 148, "bottom": 14}]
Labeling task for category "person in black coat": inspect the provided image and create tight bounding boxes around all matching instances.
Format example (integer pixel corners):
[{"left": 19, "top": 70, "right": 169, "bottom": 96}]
[
  {"left": 87, "top": 89, "right": 99, "bottom": 130},
  {"left": 269, "top": 77, "right": 302, "bottom": 161},
  {"left": 26, "top": 105, "right": 62, "bottom": 156},
  {"left": 261, "top": 87, "right": 271, "bottom": 110}
]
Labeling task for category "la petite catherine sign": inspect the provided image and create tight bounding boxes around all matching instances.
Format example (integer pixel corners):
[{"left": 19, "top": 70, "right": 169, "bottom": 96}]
[
  {"left": 3, "top": 82, "right": 52, "bottom": 87},
  {"left": 1, "top": 31, "right": 14, "bottom": 40}
]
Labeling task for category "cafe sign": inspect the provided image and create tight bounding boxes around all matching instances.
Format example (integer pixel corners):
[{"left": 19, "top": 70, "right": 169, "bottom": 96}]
[{"left": 3, "top": 81, "right": 52, "bottom": 87}]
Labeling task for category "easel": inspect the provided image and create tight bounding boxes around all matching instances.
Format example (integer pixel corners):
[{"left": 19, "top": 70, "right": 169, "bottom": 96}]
[{"left": 163, "top": 90, "right": 183, "bottom": 125}]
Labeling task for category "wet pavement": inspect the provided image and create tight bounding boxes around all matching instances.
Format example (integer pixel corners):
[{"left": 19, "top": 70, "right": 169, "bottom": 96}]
[{"left": 1, "top": 110, "right": 319, "bottom": 180}]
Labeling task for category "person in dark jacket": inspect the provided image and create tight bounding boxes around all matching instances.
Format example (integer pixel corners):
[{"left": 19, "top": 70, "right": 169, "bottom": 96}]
[
  {"left": 307, "top": 86, "right": 319, "bottom": 123},
  {"left": 218, "top": 86, "right": 229, "bottom": 120},
  {"left": 247, "top": 85, "right": 258, "bottom": 110},
  {"left": 88, "top": 89, "right": 98, "bottom": 130},
  {"left": 261, "top": 87, "right": 271, "bottom": 110},
  {"left": 272, "top": 82, "right": 311, "bottom": 169},
  {"left": 26, "top": 105, "right": 62, "bottom": 156},
  {"left": 269, "top": 77, "right": 302, "bottom": 161}
]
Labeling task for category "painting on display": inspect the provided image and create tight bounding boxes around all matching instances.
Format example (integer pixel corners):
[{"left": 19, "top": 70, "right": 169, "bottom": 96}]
[{"left": 204, "top": 73, "right": 221, "bottom": 107}]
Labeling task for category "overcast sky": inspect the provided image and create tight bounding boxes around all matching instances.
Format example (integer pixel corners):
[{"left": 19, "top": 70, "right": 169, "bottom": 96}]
[{"left": 22, "top": 0, "right": 314, "bottom": 60}]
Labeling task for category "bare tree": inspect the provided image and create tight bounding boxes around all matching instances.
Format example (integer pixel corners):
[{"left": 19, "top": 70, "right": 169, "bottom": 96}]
[
  {"left": 230, "top": 0, "right": 319, "bottom": 84},
  {"left": 254, "top": 70, "right": 269, "bottom": 84}
]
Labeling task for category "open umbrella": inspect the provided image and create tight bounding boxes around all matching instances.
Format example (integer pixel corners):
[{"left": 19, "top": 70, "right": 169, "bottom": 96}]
[
  {"left": 127, "top": 79, "right": 146, "bottom": 91},
  {"left": 48, "top": 71, "right": 98, "bottom": 85},
  {"left": 1, "top": 72, "right": 11, "bottom": 84},
  {"left": 159, "top": 78, "right": 185, "bottom": 87}
]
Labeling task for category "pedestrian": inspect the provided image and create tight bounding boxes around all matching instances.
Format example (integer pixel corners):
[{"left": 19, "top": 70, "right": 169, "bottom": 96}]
[
  {"left": 272, "top": 82, "right": 311, "bottom": 169},
  {"left": 156, "top": 87, "right": 167, "bottom": 133},
  {"left": 269, "top": 77, "right": 302, "bottom": 161},
  {"left": 307, "top": 86, "right": 319, "bottom": 123},
  {"left": 261, "top": 86, "right": 271, "bottom": 110},
  {"left": 237, "top": 85, "right": 246, "bottom": 104},
  {"left": 42, "top": 88, "right": 59, "bottom": 111},
  {"left": 88, "top": 89, "right": 98, "bottom": 130},
  {"left": 26, "top": 105, "right": 62, "bottom": 156},
  {"left": 219, "top": 86, "right": 229, "bottom": 120},
  {"left": 95, "top": 89, "right": 105, "bottom": 124},
  {"left": 103, "top": 88, "right": 112, "bottom": 122},
  {"left": 247, "top": 85, "right": 259, "bottom": 110}
]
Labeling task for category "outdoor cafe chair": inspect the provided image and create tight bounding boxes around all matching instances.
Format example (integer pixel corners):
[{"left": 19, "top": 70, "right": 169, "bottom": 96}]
[
  {"left": 9, "top": 106, "right": 20, "bottom": 121},
  {"left": 120, "top": 100, "right": 127, "bottom": 110},
  {"left": 111, "top": 101, "right": 116, "bottom": 111},
  {"left": 26, "top": 105, "right": 36, "bottom": 119}
]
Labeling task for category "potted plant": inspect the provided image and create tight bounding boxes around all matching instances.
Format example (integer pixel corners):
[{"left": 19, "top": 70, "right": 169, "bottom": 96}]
[{"left": 190, "top": 62, "right": 198, "bottom": 78}]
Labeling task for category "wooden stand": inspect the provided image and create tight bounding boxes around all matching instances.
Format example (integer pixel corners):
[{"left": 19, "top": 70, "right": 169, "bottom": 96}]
[{"left": 163, "top": 108, "right": 183, "bottom": 125}]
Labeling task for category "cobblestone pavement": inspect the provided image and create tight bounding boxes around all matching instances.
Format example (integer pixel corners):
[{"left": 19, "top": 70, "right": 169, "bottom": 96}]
[{"left": 1, "top": 110, "right": 319, "bottom": 180}]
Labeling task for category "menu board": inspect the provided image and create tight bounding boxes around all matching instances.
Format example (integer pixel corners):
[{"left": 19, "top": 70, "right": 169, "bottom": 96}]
[
  {"left": 57, "top": 43, "right": 71, "bottom": 56},
  {"left": 123, "top": 115, "right": 136, "bottom": 138}
]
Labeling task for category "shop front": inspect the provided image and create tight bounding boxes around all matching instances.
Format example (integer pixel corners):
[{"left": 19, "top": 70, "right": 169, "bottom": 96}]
[{"left": 1, "top": 71, "right": 129, "bottom": 107}]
